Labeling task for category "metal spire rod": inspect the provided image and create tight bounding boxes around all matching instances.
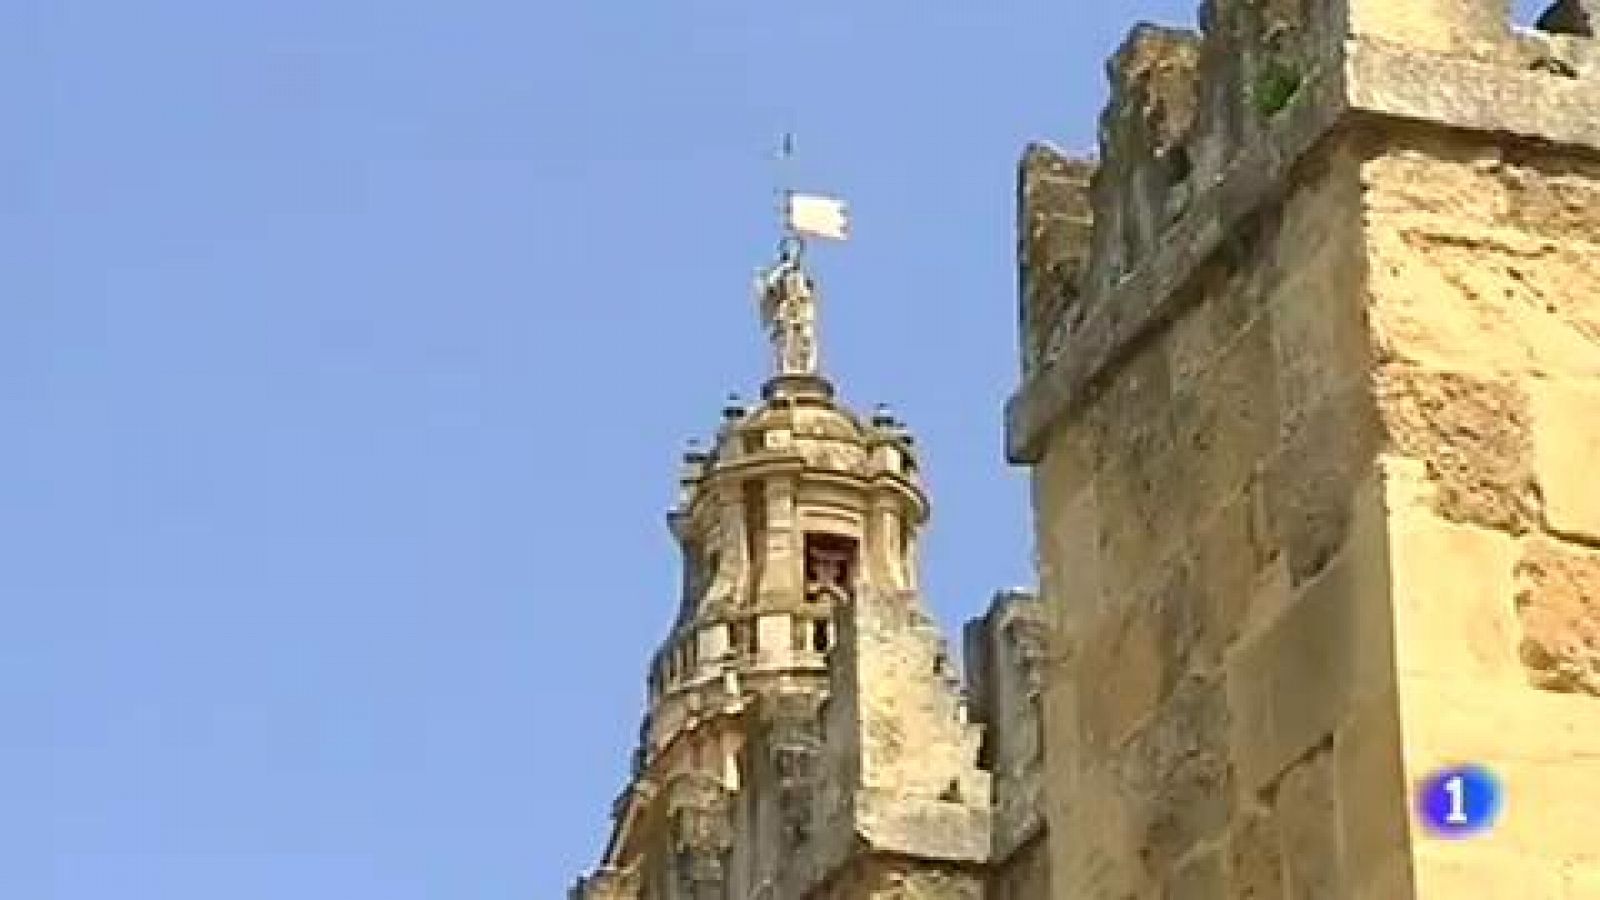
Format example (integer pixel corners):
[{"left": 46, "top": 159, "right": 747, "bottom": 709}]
[{"left": 775, "top": 132, "right": 806, "bottom": 262}]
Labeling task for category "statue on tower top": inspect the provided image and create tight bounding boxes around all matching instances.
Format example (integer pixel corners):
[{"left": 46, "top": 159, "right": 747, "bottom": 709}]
[
  {"left": 756, "top": 135, "right": 850, "bottom": 378},
  {"left": 758, "top": 246, "right": 820, "bottom": 376}
]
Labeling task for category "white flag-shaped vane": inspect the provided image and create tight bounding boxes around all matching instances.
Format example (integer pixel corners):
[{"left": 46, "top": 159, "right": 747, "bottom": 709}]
[{"left": 786, "top": 192, "right": 849, "bottom": 241}]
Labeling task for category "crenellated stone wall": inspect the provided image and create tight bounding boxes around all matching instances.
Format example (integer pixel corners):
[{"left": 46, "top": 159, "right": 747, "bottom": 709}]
[
  {"left": 1009, "top": 0, "right": 1600, "bottom": 463},
  {"left": 1012, "top": 1, "right": 1600, "bottom": 897}
]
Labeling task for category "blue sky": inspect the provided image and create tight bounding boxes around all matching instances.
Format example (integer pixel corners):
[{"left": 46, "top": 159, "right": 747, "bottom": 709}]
[{"left": 12, "top": 0, "right": 1550, "bottom": 897}]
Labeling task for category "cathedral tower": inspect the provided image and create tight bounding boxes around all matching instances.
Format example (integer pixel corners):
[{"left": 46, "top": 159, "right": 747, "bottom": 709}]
[{"left": 574, "top": 211, "right": 1002, "bottom": 898}]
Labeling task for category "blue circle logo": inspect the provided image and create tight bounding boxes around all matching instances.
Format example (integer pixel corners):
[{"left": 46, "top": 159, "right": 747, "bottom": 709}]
[{"left": 1417, "top": 764, "right": 1502, "bottom": 837}]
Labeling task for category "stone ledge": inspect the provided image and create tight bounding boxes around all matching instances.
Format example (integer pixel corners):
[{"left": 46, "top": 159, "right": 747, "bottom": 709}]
[
  {"left": 1346, "top": 38, "right": 1600, "bottom": 152},
  {"left": 855, "top": 787, "right": 993, "bottom": 863}
]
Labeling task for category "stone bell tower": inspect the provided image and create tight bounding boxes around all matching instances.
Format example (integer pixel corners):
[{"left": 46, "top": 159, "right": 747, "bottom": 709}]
[{"left": 573, "top": 232, "right": 994, "bottom": 899}]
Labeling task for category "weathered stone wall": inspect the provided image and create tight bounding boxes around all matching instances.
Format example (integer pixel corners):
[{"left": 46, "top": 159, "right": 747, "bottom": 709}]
[
  {"left": 1029, "top": 135, "right": 1387, "bottom": 898},
  {"left": 964, "top": 591, "right": 1050, "bottom": 899},
  {"left": 788, "top": 586, "right": 991, "bottom": 897},
  {"left": 1011, "top": 1, "right": 1600, "bottom": 898},
  {"left": 1362, "top": 124, "right": 1600, "bottom": 896}
]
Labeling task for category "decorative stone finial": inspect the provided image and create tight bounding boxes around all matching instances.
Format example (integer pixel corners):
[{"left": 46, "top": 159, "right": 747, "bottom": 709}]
[{"left": 679, "top": 440, "right": 711, "bottom": 488}]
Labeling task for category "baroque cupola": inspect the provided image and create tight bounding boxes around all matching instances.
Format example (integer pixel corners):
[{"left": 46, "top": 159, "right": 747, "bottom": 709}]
[{"left": 643, "top": 236, "right": 929, "bottom": 761}]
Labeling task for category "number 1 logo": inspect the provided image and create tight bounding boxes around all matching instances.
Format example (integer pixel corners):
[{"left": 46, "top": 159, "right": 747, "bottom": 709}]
[{"left": 1418, "top": 764, "right": 1503, "bottom": 837}]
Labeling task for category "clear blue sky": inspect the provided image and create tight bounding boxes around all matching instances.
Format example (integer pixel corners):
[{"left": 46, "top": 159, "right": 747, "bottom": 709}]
[{"left": 12, "top": 0, "right": 1549, "bottom": 897}]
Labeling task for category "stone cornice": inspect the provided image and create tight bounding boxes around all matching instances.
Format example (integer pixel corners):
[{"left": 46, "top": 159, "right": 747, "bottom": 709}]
[
  {"left": 1346, "top": 37, "right": 1600, "bottom": 151},
  {"left": 689, "top": 452, "right": 931, "bottom": 523}
]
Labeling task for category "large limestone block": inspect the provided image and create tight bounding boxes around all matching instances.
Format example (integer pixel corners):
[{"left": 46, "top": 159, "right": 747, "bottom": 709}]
[
  {"left": 1091, "top": 352, "right": 1186, "bottom": 600},
  {"left": 1050, "top": 764, "right": 1150, "bottom": 900},
  {"left": 1346, "top": 0, "right": 1508, "bottom": 57},
  {"left": 1399, "top": 675, "right": 1600, "bottom": 765},
  {"left": 1376, "top": 366, "right": 1537, "bottom": 533},
  {"left": 1075, "top": 596, "right": 1166, "bottom": 754},
  {"left": 1172, "top": 312, "right": 1281, "bottom": 525},
  {"left": 1268, "top": 242, "right": 1371, "bottom": 444},
  {"left": 1362, "top": 138, "right": 1600, "bottom": 244},
  {"left": 1398, "top": 677, "right": 1600, "bottom": 864},
  {"left": 1361, "top": 140, "right": 1510, "bottom": 223},
  {"left": 1226, "top": 549, "right": 1355, "bottom": 791},
  {"left": 1193, "top": 490, "right": 1278, "bottom": 666},
  {"left": 1514, "top": 536, "right": 1600, "bottom": 695},
  {"left": 1262, "top": 383, "right": 1379, "bottom": 585},
  {"left": 1362, "top": 139, "right": 1600, "bottom": 378},
  {"left": 1529, "top": 381, "right": 1600, "bottom": 544},
  {"left": 1365, "top": 224, "right": 1600, "bottom": 379},
  {"left": 1274, "top": 748, "right": 1346, "bottom": 899},
  {"left": 1388, "top": 511, "right": 1522, "bottom": 683},
  {"left": 1334, "top": 700, "right": 1412, "bottom": 897},
  {"left": 854, "top": 788, "right": 991, "bottom": 864}
]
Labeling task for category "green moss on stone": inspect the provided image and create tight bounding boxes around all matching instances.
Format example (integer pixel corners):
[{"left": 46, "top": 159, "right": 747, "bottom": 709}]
[{"left": 1253, "top": 61, "right": 1302, "bottom": 117}]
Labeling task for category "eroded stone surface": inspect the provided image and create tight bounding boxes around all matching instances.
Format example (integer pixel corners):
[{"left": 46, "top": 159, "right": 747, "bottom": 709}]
[
  {"left": 1226, "top": 805, "right": 1286, "bottom": 900},
  {"left": 1118, "top": 674, "right": 1232, "bottom": 874},
  {"left": 1165, "top": 845, "right": 1224, "bottom": 900},
  {"left": 1273, "top": 746, "right": 1344, "bottom": 899},
  {"left": 1376, "top": 366, "right": 1537, "bottom": 533},
  {"left": 1515, "top": 537, "right": 1600, "bottom": 695}
]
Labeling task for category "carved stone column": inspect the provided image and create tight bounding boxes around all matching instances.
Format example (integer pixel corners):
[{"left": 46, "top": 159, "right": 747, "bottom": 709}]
[
  {"left": 866, "top": 493, "right": 909, "bottom": 592},
  {"left": 701, "top": 483, "right": 750, "bottom": 615},
  {"left": 756, "top": 478, "right": 800, "bottom": 608}
]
